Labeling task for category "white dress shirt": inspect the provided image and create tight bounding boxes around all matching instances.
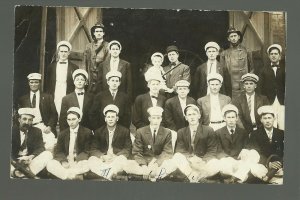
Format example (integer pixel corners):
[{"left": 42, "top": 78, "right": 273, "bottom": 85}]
[
  {"left": 265, "top": 128, "right": 273, "bottom": 142},
  {"left": 54, "top": 60, "right": 68, "bottom": 114},
  {"left": 210, "top": 94, "right": 223, "bottom": 122},
  {"left": 110, "top": 58, "right": 120, "bottom": 71},
  {"left": 207, "top": 60, "right": 217, "bottom": 74},
  {"left": 68, "top": 125, "right": 79, "bottom": 161},
  {"left": 149, "top": 93, "right": 158, "bottom": 107},
  {"left": 75, "top": 89, "right": 85, "bottom": 112},
  {"left": 107, "top": 127, "right": 116, "bottom": 155},
  {"left": 109, "top": 89, "right": 118, "bottom": 100},
  {"left": 30, "top": 90, "right": 43, "bottom": 124},
  {"left": 178, "top": 97, "right": 187, "bottom": 114},
  {"left": 18, "top": 131, "right": 28, "bottom": 156}
]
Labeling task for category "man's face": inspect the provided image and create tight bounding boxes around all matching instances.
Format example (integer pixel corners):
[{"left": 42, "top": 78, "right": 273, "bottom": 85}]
[
  {"left": 152, "top": 56, "right": 163, "bottom": 67},
  {"left": 269, "top": 49, "right": 281, "bottom": 64},
  {"left": 224, "top": 111, "right": 238, "bottom": 128},
  {"left": 208, "top": 80, "right": 222, "bottom": 94},
  {"left": 167, "top": 51, "right": 179, "bottom": 63},
  {"left": 109, "top": 44, "right": 121, "bottom": 58},
  {"left": 206, "top": 47, "right": 219, "bottom": 60},
  {"left": 58, "top": 46, "right": 70, "bottom": 61},
  {"left": 107, "top": 77, "right": 121, "bottom": 90},
  {"left": 176, "top": 86, "right": 189, "bottom": 98},
  {"left": 228, "top": 33, "right": 240, "bottom": 45},
  {"left": 147, "top": 80, "right": 161, "bottom": 94},
  {"left": 261, "top": 113, "right": 275, "bottom": 130},
  {"left": 74, "top": 75, "right": 86, "bottom": 89},
  {"left": 243, "top": 80, "right": 256, "bottom": 94},
  {"left": 67, "top": 113, "right": 81, "bottom": 129},
  {"left": 185, "top": 108, "right": 200, "bottom": 126},
  {"left": 28, "top": 80, "right": 40, "bottom": 92},
  {"left": 94, "top": 27, "right": 104, "bottom": 40},
  {"left": 105, "top": 111, "right": 118, "bottom": 127},
  {"left": 148, "top": 115, "right": 162, "bottom": 128},
  {"left": 18, "top": 114, "right": 33, "bottom": 132}
]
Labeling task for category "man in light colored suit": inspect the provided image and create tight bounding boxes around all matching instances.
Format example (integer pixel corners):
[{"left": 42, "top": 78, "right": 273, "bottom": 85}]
[{"left": 197, "top": 73, "right": 231, "bottom": 131}]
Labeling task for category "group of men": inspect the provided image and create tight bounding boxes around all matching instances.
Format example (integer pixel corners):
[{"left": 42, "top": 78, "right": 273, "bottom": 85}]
[{"left": 11, "top": 24, "right": 285, "bottom": 184}]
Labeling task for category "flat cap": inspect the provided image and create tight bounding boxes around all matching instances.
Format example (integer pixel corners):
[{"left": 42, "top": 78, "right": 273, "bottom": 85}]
[
  {"left": 147, "top": 106, "right": 164, "bottom": 116},
  {"left": 67, "top": 107, "right": 82, "bottom": 118},
  {"left": 205, "top": 41, "right": 220, "bottom": 51},
  {"left": 57, "top": 40, "right": 72, "bottom": 51},
  {"left": 175, "top": 80, "right": 190, "bottom": 88},
  {"left": 207, "top": 73, "right": 223, "bottom": 83},
  {"left": 151, "top": 52, "right": 164, "bottom": 63},
  {"left": 257, "top": 106, "right": 275, "bottom": 116},
  {"left": 241, "top": 73, "right": 259, "bottom": 83},
  {"left": 144, "top": 70, "right": 163, "bottom": 82},
  {"left": 108, "top": 40, "right": 122, "bottom": 50},
  {"left": 267, "top": 44, "right": 282, "bottom": 54},
  {"left": 184, "top": 104, "right": 200, "bottom": 116},
  {"left": 27, "top": 73, "right": 41, "bottom": 80},
  {"left": 106, "top": 70, "right": 122, "bottom": 80},
  {"left": 222, "top": 104, "right": 239, "bottom": 116},
  {"left": 72, "top": 69, "right": 88, "bottom": 80},
  {"left": 166, "top": 45, "right": 179, "bottom": 53},
  {"left": 18, "top": 108, "right": 35, "bottom": 118},
  {"left": 103, "top": 104, "right": 119, "bottom": 115}
]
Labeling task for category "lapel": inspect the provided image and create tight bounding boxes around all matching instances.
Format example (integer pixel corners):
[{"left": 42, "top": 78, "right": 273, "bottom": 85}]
[
  {"left": 118, "top": 59, "right": 124, "bottom": 71},
  {"left": 146, "top": 93, "right": 153, "bottom": 107},
  {"left": 71, "top": 92, "right": 80, "bottom": 107},
  {"left": 175, "top": 96, "right": 184, "bottom": 116},
  {"left": 13, "top": 126, "right": 21, "bottom": 149},
  {"left": 203, "top": 95, "right": 211, "bottom": 111},
  {"left": 193, "top": 124, "right": 202, "bottom": 147},
  {"left": 39, "top": 92, "right": 45, "bottom": 113},
  {"left": 216, "top": 61, "right": 222, "bottom": 74},
  {"left": 241, "top": 94, "right": 251, "bottom": 117},
  {"left": 218, "top": 94, "right": 227, "bottom": 108},
  {"left": 111, "top": 125, "right": 119, "bottom": 147},
  {"left": 222, "top": 127, "right": 233, "bottom": 143},
  {"left": 154, "top": 126, "right": 163, "bottom": 145},
  {"left": 82, "top": 93, "right": 91, "bottom": 112},
  {"left": 261, "top": 128, "right": 272, "bottom": 144},
  {"left": 184, "top": 127, "right": 192, "bottom": 150},
  {"left": 103, "top": 126, "right": 109, "bottom": 147},
  {"left": 202, "top": 62, "right": 208, "bottom": 76},
  {"left": 104, "top": 57, "right": 111, "bottom": 75},
  {"left": 144, "top": 126, "right": 154, "bottom": 148},
  {"left": 25, "top": 94, "right": 31, "bottom": 107},
  {"left": 157, "top": 94, "right": 165, "bottom": 107},
  {"left": 64, "top": 129, "right": 71, "bottom": 153}
]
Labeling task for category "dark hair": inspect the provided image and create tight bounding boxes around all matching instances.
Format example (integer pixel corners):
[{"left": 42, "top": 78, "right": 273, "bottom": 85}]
[
  {"left": 268, "top": 47, "right": 281, "bottom": 54},
  {"left": 91, "top": 26, "right": 104, "bottom": 41},
  {"left": 107, "top": 76, "right": 121, "bottom": 81},
  {"left": 58, "top": 45, "right": 70, "bottom": 51},
  {"left": 74, "top": 73, "right": 87, "bottom": 81}
]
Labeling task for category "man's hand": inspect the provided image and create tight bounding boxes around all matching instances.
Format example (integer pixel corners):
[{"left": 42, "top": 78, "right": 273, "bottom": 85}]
[
  {"left": 61, "top": 161, "right": 70, "bottom": 169},
  {"left": 43, "top": 126, "right": 52, "bottom": 134},
  {"left": 269, "top": 161, "right": 282, "bottom": 170},
  {"left": 18, "top": 155, "right": 34, "bottom": 165}
]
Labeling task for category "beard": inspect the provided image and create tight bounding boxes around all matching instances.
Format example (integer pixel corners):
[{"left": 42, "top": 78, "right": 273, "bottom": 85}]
[{"left": 20, "top": 124, "right": 30, "bottom": 132}]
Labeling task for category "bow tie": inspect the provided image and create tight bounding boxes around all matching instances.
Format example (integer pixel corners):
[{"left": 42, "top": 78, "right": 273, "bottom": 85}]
[
  {"left": 171, "top": 62, "right": 176, "bottom": 66},
  {"left": 59, "top": 62, "right": 67, "bottom": 64},
  {"left": 272, "top": 64, "right": 279, "bottom": 68},
  {"left": 151, "top": 95, "right": 158, "bottom": 99},
  {"left": 77, "top": 92, "right": 84, "bottom": 95}
]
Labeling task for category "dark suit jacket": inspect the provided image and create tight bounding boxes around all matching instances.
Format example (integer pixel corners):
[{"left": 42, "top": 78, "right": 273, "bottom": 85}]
[
  {"left": 89, "top": 90, "right": 131, "bottom": 130},
  {"left": 11, "top": 126, "right": 45, "bottom": 160},
  {"left": 45, "top": 61, "right": 79, "bottom": 97},
  {"left": 90, "top": 125, "right": 132, "bottom": 158},
  {"left": 132, "top": 126, "right": 172, "bottom": 166},
  {"left": 193, "top": 61, "right": 232, "bottom": 99},
  {"left": 247, "top": 127, "right": 284, "bottom": 165},
  {"left": 59, "top": 92, "right": 94, "bottom": 131},
  {"left": 197, "top": 94, "right": 231, "bottom": 125},
  {"left": 18, "top": 92, "right": 58, "bottom": 136},
  {"left": 53, "top": 125, "right": 92, "bottom": 163},
  {"left": 215, "top": 126, "right": 249, "bottom": 159},
  {"left": 175, "top": 124, "right": 217, "bottom": 161},
  {"left": 132, "top": 93, "right": 166, "bottom": 129},
  {"left": 257, "top": 62, "right": 285, "bottom": 105},
  {"left": 97, "top": 57, "right": 132, "bottom": 100},
  {"left": 233, "top": 92, "right": 270, "bottom": 134},
  {"left": 164, "top": 96, "right": 196, "bottom": 131},
  {"left": 164, "top": 62, "right": 191, "bottom": 89}
]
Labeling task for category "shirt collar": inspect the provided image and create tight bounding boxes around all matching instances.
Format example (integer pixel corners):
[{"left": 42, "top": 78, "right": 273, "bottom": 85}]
[
  {"left": 149, "top": 92, "right": 158, "bottom": 98},
  {"left": 264, "top": 128, "right": 273, "bottom": 135},
  {"left": 70, "top": 125, "right": 79, "bottom": 134},
  {"left": 75, "top": 89, "right": 85, "bottom": 94},
  {"left": 30, "top": 90, "right": 40, "bottom": 96},
  {"left": 58, "top": 60, "right": 68, "bottom": 64},
  {"left": 246, "top": 92, "right": 255, "bottom": 98},
  {"left": 109, "top": 89, "right": 118, "bottom": 94},
  {"left": 227, "top": 126, "right": 236, "bottom": 134}
]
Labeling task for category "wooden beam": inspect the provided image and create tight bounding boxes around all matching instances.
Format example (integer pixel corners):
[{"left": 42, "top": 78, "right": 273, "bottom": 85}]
[
  {"left": 39, "top": 7, "right": 47, "bottom": 92},
  {"left": 241, "top": 12, "right": 264, "bottom": 47},
  {"left": 241, "top": 11, "right": 253, "bottom": 35}
]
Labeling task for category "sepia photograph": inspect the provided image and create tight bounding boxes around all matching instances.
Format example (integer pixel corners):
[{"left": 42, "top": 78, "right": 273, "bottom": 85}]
[{"left": 12, "top": 5, "right": 286, "bottom": 184}]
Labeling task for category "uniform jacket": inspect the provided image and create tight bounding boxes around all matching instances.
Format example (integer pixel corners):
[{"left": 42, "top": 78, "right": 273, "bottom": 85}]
[
  {"left": 164, "top": 96, "right": 196, "bottom": 131},
  {"left": 175, "top": 124, "right": 217, "bottom": 161},
  {"left": 193, "top": 61, "right": 232, "bottom": 99},
  {"left": 215, "top": 126, "right": 249, "bottom": 159},
  {"left": 132, "top": 125, "right": 172, "bottom": 166},
  {"left": 132, "top": 93, "right": 166, "bottom": 129},
  {"left": 45, "top": 61, "right": 79, "bottom": 97},
  {"left": 257, "top": 62, "right": 285, "bottom": 105},
  {"left": 97, "top": 57, "right": 132, "bottom": 100},
  {"left": 90, "top": 125, "right": 132, "bottom": 158},
  {"left": 89, "top": 90, "right": 131, "bottom": 130},
  {"left": 53, "top": 125, "right": 92, "bottom": 163},
  {"left": 11, "top": 126, "right": 45, "bottom": 160},
  {"left": 247, "top": 127, "right": 284, "bottom": 165},
  {"left": 233, "top": 92, "right": 270, "bottom": 134},
  {"left": 18, "top": 92, "right": 58, "bottom": 136},
  {"left": 164, "top": 62, "right": 191, "bottom": 89},
  {"left": 197, "top": 94, "right": 231, "bottom": 125},
  {"left": 59, "top": 92, "right": 94, "bottom": 131}
]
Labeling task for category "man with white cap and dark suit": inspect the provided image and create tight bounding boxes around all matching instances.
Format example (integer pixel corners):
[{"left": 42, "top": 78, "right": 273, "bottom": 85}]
[
  {"left": 45, "top": 40, "right": 79, "bottom": 115},
  {"left": 164, "top": 80, "right": 196, "bottom": 131},
  {"left": 257, "top": 44, "right": 285, "bottom": 130},
  {"left": 193, "top": 41, "right": 232, "bottom": 99},
  {"left": 11, "top": 108, "right": 53, "bottom": 178},
  {"left": 88, "top": 104, "right": 132, "bottom": 180},
  {"left": 59, "top": 69, "right": 93, "bottom": 131},
  {"left": 233, "top": 73, "right": 270, "bottom": 134},
  {"left": 47, "top": 107, "right": 92, "bottom": 180},
  {"left": 89, "top": 70, "right": 131, "bottom": 130},
  {"left": 197, "top": 73, "right": 231, "bottom": 131}
]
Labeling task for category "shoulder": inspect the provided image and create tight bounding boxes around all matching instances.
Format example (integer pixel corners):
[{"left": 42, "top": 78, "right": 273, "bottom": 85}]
[
  {"left": 236, "top": 126, "right": 248, "bottom": 135},
  {"left": 178, "top": 126, "right": 188, "bottom": 134},
  {"left": 166, "top": 96, "right": 176, "bottom": 104},
  {"left": 29, "top": 127, "right": 42, "bottom": 135},
  {"left": 120, "top": 59, "right": 130, "bottom": 66},
  {"left": 79, "top": 126, "right": 92, "bottom": 135},
  {"left": 197, "top": 96, "right": 207, "bottom": 103},
  {"left": 220, "top": 94, "right": 231, "bottom": 101},
  {"left": 136, "top": 126, "right": 148, "bottom": 134},
  {"left": 202, "top": 125, "right": 214, "bottom": 133},
  {"left": 69, "top": 61, "right": 79, "bottom": 69},
  {"left": 180, "top": 63, "right": 189, "bottom": 69},
  {"left": 117, "top": 124, "right": 129, "bottom": 132}
]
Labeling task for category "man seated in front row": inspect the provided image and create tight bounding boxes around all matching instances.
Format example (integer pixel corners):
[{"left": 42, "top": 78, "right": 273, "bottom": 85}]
[
  {"left": 11, "top": 108, "right": 53, "bottom": 178},
  {"left": 47, "top": 107, "right": 92, "bottom": 180},
  {"left": 88, "top": 104, "right": 132, "bottom": 180}
]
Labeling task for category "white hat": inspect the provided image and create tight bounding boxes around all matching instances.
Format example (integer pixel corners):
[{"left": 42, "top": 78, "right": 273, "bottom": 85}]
[
  {"left": 103, "top": 104, "right": 119, "bottom": 115},
  {"left": 147, "top": 106, "right": 164, "bottom": 116},
  {"left": 67, "top": 107, "right": 82, "bottom": 118},
  {"left": 108, "top": 40, "right": 122, "bottom": 50},
  {"left": 222, "top": 104, "right": 239, "bottom": 116},
  {"left": 257, "top": 106, "right": 275, "bottom": 116},
  {"left": 204, "top": 42, "right": 220, "bottom": 51},
  {"left": 207, "top": 73, "right": 223, "bottom": 83},
  {"left": 267, "top": 44, "right": 282, "bottom": 54},
  {"left": 72, "top": 69, "right": 88, "bottom": 80},
  {"left": 175, "top": 80, "right": 190, "bottom": 88},
  {"left": 57, "top": 40, "right": 72, "bottom": 51},
  {"left": 27, "top": 73, "right": 42, "bottom": 80},
  {"left": 106, "top": 70, "right": 122, "bottom": 80},
  {"left": 144, "top": 70, "right": 163, "bottom": 82},
  {"left": 241, "top": 73, "right": 259, "bottom": 83},
  {"left": 183, "top": 104, "right": 200, "bottom": 116},
  {"left": 151, "top": 52, "right": 164, "bottom": 63},
  {"left": 18, "top": 108, "right": 35, "bottom": 118}
]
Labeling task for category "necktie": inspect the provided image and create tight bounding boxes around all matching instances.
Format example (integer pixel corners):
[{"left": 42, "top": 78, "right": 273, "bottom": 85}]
[
  {"left": 112, "top": 92, "right": 116, "bottom": 100},
  {"left": 272, "top": 65, "right": 278, "bottom": 76},
  {"left": 153, "top": 129, "right": 156, "bottom": 144},
  {"left": 59, "top": 62, "right": 67, "bottom": 64},
  {"left": 191, "top": 130, "right": 196, "bottom": 150},
  {"left": 77, "top": 92, "right": 84, "bottom": 95},
  {"left": 268, "top": 132, "right": 272, "bottom": 142},
  {"left": 151, "top": 95, "right": 158, "bottom": 99},
  {"left": 209, "top": 62, "right": 213, "bottom": 73},
  {"left": 247, "top": 95, "right": 252, "bottom": 113},
  {"left": 32, "top": 93, "right": 36, "bottom": 108},
  {"left": 20, "top": 131, "right": 28, "bottom": 151},
  {"left": 230, "top": 129, "right": 235, "bottom": 140}
]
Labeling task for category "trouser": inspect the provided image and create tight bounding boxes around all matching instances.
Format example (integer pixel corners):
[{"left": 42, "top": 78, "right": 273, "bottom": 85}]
[
  {"left": 34, "top": 123, "right": 57, "bottom": 151},
  {"left": 272, "top": 97, "right": 285, "bottom": 130},
  {"left": 46, "top": 159, "right": 89, "bottom": 180}
]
